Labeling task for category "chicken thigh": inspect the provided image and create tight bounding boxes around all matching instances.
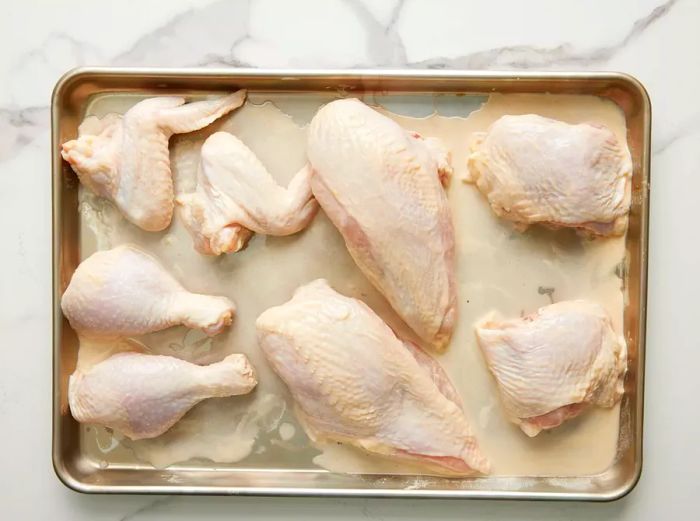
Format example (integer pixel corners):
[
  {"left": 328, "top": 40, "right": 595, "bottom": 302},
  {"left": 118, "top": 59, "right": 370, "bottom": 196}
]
[
  {"left": 69, "top": 352, "right": 257, "bottom": 440},
  {"left": 257, "top": 279, "right": 489, "bottom": 475},
  {"left": 307, "top": 99, "right": 457, "bottom": 351},
  {"left": 177, "top": 132, "right": 318, "bottom": 255},
  {"left": 61, "top": 91, "right": 246, "bottom": 231},
  {"left": 476, "top": 300, "right": 627, "bottom": 437},
  {"left": 61, "top": 245, "right": 235, "bottom": 338},
  {"left": 466, "top": 114, "right": 632, "bottom": 236}
]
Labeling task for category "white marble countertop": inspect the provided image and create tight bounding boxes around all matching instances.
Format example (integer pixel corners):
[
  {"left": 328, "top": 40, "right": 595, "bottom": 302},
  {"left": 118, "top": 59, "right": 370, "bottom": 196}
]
[{"left": 1, "top": 0, "right": 698, "bottom": 518}]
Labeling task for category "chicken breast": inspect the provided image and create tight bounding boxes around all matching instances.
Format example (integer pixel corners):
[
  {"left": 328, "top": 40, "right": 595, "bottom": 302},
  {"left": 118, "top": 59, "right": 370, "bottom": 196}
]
[
  {"left": 465, "top": 114, "right": 632, "bottom": 236},
  {"left": 257, "top": 279, "right": 489, "bottom": 475},
  {"left": 307, "top": 99, "right": 457, "bottom": 351},
  {"left": 475, "top": 300, "right": 627, "bottom": 436}
]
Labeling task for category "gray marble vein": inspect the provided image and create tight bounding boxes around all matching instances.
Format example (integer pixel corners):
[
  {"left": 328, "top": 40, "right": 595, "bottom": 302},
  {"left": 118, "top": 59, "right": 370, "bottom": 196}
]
[
  {"left": 344, "top": 0, "right": 407, "bottom": 66},
  {"left": 385, "top": 0, "right": 406, "bottom": 32},
  {"left": 0, "top": 0, "right": 688, "bottom": 166},
  {"left": 407, "top": 0, "right": 679, "bottom": 69},
  {"left": 119, "top": 497, "right": 174, "bottom": 521},
  {"left": 0, "top": 0, "right": 253, "bottom": 163},
  {"left": 23, "top": 32, "right": 103, "bottom": 66},
  {"left": 653, "top": 116, "right": 700, "bottom": 155},
  {"left": 0, "top": 106, "right": 49, "bottom": 162},
  {"left": 201, "top": 33, "right": 253, "bottom": 68},
  {"left": 112, "top": 0, "right": 250, "bottom": 67}
]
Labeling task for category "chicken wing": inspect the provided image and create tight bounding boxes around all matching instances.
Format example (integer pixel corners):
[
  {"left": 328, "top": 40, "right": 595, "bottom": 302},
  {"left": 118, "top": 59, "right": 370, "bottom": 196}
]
[
  {"left": 61, "top": 91, "right": 246, "bottom": 231},
  {"left": 177, "top": 131, "right": 318, "bottom": 255}
]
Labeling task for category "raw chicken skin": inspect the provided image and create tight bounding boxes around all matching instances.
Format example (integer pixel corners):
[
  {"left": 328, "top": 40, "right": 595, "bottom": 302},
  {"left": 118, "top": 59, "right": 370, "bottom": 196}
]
[
  {"left": 177, "top": 131, "right": 319, "bottom": 255},
  {"left": 307, "top": 99, "right": 457, "bottom": 351},
  {"left": 61, "top": 245, "right": 235, "bottom": 338},
  {"left": 257, "top": 279, "right": 489, "bottom": 475},
  {"left": 475, "top": 300, "right": 627, "bottom": 437},
  {"left": 61, "top": 91, "right": 246, "bottom": 231},
  {"left": 69, "top": 352, "right": 257, "bottom": 440},
  {"left": 465, "top": 114, "right": 632, "bottom": 236}
]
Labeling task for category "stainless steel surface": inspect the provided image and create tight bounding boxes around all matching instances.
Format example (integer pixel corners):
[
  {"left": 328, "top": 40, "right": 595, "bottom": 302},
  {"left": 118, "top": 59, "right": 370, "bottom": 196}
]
[{"left": 52, "top": 68, "right": 650, "bottom": 499}]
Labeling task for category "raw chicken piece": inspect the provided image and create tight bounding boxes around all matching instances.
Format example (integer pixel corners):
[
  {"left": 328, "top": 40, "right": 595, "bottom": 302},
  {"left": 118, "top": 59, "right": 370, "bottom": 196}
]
[
  {"left": 61, "top": 245, "right": 235, "bottom": 338},
  {"left": 475, "top": 300, "right": 627, "bottom": 437},
  {"left": 61, "top": 91, "right": 246, "bottom": 231},
  {"left": 257, "top": 279, "right": 489, "bottom": 475},
  {"left": 307, "top": 99, "right": 457, "bottom": 351},
  {"left": 177, "top": 132, "right": 318, "bottom": 255},
  {"left": 69, "top": 352, "right": 257, "bottom": 440},
  {"left": 465, "top": 114, "right": 632, "bottom": 236}
]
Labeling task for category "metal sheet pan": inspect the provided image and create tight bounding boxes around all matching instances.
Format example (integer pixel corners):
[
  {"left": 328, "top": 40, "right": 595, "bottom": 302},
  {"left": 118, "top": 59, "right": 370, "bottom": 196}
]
[{"left": 51, "top": 68, "right": 650, "bottom": 500}]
